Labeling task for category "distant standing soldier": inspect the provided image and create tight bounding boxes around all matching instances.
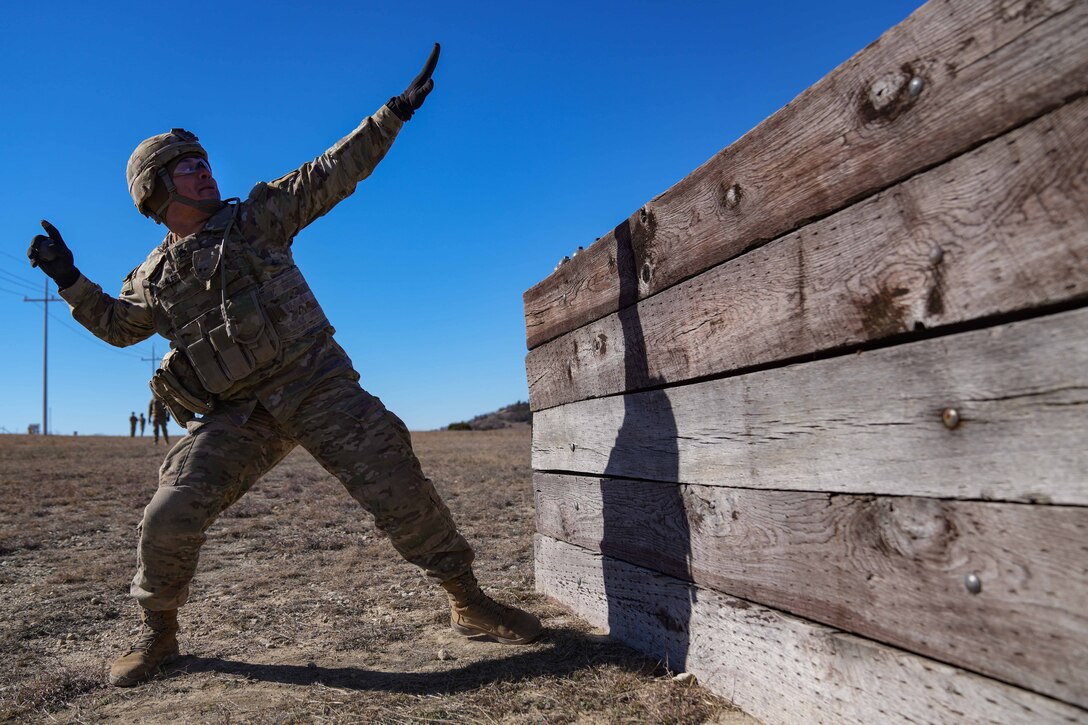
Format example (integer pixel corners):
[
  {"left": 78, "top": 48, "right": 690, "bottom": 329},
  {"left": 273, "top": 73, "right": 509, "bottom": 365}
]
[
  {"left": 149, "top": 395, "right": 170, "bottom": 445},
  {"left": 27, "top": 43, "right": 540, "bottom": 689},
  {"left": 139, "top": 413, "right": 146, "bottom": 436},
  {"left": 128, "top": 412, "right": 137, "bottom": 437}
]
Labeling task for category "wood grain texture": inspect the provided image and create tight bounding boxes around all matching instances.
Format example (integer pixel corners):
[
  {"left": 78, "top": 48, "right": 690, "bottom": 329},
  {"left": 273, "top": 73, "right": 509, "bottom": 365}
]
[
  {"left": 535, "top": 535, "right": 1086, "bottom": 724},
  {"left": 523, "top": 0, "right": 1088, "bottom": 350},
  {"left": 527, "top": 96, "right": 1088, "bottom": 411},
  {"left": 532, "top": 306, "right": 1088, "bottom": 504},
  {"left": 535, "top": 473, "right": 1088, "bottom": 705}
]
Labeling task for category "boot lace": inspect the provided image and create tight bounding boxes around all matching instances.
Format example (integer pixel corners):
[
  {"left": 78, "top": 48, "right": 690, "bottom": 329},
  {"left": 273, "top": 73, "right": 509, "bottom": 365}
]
[
  {"left": 123, "top": 613, "right": 174, "bottom": 656},
  {"left": 466, "top": 591, "right": 514, "bottom": 623},
  {"left": 128, "top": 628, "right": 160, "bottom": 655}
]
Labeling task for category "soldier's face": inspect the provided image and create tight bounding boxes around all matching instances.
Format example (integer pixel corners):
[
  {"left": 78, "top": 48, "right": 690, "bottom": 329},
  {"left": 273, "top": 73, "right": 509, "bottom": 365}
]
[{"left": 171, "top": 156, "right": 221, "bottom": 203}]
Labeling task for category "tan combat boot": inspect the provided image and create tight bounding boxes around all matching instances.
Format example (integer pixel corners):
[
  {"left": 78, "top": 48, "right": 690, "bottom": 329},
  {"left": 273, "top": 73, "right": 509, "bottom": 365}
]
[
  {"left": 109, "top": 608, "right": 179, "bottom": 687},
  {"left": 441, "top": 570, "right": 542, "bottom": 644}
]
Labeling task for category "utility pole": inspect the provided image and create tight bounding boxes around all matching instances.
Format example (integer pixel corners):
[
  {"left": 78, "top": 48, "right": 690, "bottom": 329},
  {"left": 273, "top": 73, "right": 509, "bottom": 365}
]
[
  {"left": 24, "top": 279, "right": 62, "bottom": 435},
  {"left": 141, "top": 342, "right": 159, "bottom": 377}
]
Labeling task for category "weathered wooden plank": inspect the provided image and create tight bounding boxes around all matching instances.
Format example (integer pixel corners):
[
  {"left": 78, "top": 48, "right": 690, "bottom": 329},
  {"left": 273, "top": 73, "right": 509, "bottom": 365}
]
[
  {"left": 536, "top": 535, "right": 1086, "bottom": 724},
  {"left": 523, "top": 0, "right": 1088, "bottom": 350},
  {"left": 527, "top": 95, "right": 1088, "bottom": 411},
  {"left": 532, "top": 306, "right": 1088, "bottom": 504},
  {"left": 535, "top": 473, "right": 1088, "bottom": 705}
]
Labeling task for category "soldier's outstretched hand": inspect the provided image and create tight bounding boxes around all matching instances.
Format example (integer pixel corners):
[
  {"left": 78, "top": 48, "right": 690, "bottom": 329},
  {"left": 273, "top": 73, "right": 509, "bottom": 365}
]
[
  {"left": 27, "top": 219, "right": 80, "bottom": 289},
  {"left": 387, "top": 43, "right": 440, "bottom": 122}
]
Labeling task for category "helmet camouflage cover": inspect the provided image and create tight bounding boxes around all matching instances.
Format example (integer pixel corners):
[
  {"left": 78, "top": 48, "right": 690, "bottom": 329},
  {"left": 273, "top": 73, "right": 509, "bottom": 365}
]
[{"left": 126, "top": 129, "right": 208, "bottom": 222}]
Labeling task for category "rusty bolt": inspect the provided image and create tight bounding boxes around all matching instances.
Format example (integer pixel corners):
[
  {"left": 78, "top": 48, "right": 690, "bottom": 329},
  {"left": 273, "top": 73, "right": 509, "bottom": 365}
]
[{"left": 942, "top": 408, "right": 961, "bottom": 429}]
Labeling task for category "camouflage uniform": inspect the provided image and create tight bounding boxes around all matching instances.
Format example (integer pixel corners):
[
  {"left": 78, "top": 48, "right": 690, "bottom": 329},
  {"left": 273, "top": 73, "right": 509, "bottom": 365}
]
[
  {"left": 129, "top": 413, "right": 138, "bottom": 437},
  {"left": 60, "top": 105, "right": 474, "bottom": 611},
  {"left": 148, "top": 397, "right": 170, "bottom": 445}
]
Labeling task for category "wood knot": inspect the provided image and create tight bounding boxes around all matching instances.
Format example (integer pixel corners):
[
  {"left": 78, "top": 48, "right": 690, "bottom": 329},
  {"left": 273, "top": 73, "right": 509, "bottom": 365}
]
[
  {"left": 593, "top": 333, "right": 608, "bottom": 355},
  {"left": 640, "top": 263, "right": 652, "bottom": 284},
  {"left": 860, "top": 65, "right": 926, "bottom": 124},
  {"left": 867, "top": 498, "right": 960, "bottom": 560},
  {"left": 723, "top": 182, "right": 742, "bottom": 208}
]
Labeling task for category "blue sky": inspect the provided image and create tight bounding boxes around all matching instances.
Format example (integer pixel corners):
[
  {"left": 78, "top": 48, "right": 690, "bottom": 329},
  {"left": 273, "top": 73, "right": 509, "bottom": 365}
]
[{"left": 1, "top": 0, "right": 923, "bottom": 435}]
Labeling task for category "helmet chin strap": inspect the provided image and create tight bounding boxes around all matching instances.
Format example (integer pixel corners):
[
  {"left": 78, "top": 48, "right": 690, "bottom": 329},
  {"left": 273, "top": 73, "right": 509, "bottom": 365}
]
[{"left": 152, "top": 167, "right": 225, "bottom": 223}]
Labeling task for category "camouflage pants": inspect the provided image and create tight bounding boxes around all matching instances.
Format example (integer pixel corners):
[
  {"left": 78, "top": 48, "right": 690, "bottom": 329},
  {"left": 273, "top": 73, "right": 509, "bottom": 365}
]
[
  {"left": 131, "top": 372, "right": 474, "bottom": 611},
  {"left": 152, "top": 420, "right": 169, "bottom": 444}
]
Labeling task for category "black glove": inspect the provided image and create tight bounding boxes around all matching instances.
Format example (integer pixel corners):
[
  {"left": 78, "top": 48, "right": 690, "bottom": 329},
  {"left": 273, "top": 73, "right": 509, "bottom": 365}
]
[
  {"left": 387, "top": 43, "right": 440, "bottom": 122},
  {"left": 27, "top": 219, "right": 80, "bottom": 289}
]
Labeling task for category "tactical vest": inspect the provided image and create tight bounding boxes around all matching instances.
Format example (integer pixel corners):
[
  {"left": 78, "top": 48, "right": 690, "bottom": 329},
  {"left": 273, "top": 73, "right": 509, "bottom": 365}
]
[{"left": 146, "top": 203, "right": 330, "bottom": 395}]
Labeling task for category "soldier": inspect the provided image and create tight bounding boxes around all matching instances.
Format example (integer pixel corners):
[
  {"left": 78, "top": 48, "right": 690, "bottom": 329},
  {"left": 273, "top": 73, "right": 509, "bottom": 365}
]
[
  {"left": 148, "top": 395, "right": 170, "bottom": 445},
  {"left": 128, "top": 411, "right": 137, "bottom": 437},
  {"left": 139, "top": 413, "right": 146, "bottom": 436},
  {"left": 27, "top": 44, "right": 540, "bottom": 688}
]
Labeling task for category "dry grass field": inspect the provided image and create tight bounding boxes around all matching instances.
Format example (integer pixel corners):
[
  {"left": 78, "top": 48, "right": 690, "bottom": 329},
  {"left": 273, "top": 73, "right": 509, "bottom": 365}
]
[{"left": 0, "top": 427, "right": 751, "bottom": 723}]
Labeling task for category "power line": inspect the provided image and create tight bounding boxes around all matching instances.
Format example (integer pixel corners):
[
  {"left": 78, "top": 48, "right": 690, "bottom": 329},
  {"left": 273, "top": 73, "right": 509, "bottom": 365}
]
[
  {"left": 0, "top": 248, "right": 44, "bottom": 274},
  {"left": 24, "top": 299, "right": 146, "bottom": 360},
  {"left": 0, "top": 284, "right": 34, "bottom": 298},
  {"left": 0, "top": 267, "right": 41, "bottom": 292},
  {"left": 0, "top": 249, "right": 36, "bottom": 267},
  {"left": 0, "top": 258, "right": 39, "bottom": 276}
]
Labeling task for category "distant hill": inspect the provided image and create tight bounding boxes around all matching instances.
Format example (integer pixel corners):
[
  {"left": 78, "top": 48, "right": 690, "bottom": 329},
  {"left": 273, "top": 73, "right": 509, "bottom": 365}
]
[{"left": 447, "top": 401, "right": 531, "bottom": 431}]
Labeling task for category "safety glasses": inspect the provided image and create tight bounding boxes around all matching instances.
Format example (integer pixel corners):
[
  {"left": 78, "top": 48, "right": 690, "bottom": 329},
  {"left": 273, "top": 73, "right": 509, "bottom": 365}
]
[{"left": 173, "top": 157, "right": 212, "bottom": 176}]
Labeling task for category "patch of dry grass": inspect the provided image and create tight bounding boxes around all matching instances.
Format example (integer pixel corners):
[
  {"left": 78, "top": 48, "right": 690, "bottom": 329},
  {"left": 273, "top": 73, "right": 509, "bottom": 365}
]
[{"left": 0, "top": 430, "right": 750, "bottom": 723}]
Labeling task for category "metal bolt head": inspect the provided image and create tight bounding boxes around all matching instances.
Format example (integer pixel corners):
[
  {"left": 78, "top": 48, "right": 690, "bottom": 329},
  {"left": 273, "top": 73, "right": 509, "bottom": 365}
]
[
  {"left": 569, "top": 443, "right": 576, "bottom": 452},
  {"left": 908, "top": 76, "right": 925, "bottom": 96},
  {"left": 929, "top": 244, "right": 944, "bottom": 264},
  {"left": 964, "top": 573, "right": 982, "bottom": 594},
  {"left": 942, "top": 408, "right": 961, "bottom": 429}
]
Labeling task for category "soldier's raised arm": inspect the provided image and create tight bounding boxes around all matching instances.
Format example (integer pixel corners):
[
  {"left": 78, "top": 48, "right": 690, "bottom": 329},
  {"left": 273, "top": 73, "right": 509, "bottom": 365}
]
[
  {"left": 252, "top": 43, "right": 441, "bottom": 241},
  {"left": 28, "top": 219, "right": 155, "bottom": 347}
]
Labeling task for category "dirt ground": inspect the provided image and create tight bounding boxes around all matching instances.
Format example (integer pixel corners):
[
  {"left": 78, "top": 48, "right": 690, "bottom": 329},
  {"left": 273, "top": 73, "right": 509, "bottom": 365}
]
[{"left": 0, "top": 428, "right": 753, "bottom": 723}]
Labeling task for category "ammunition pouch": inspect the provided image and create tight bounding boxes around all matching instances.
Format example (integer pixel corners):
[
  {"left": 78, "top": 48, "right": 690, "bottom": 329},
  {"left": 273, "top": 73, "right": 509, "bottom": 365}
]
[
  {"left": 148, "top": 199, "right": 329, "bottom": 398},
  {"left": 150, "top": 349, "right": 215, "bottom": 425},
  {"left": 176, "top": 287, "right": 281, "bottom": 394}
]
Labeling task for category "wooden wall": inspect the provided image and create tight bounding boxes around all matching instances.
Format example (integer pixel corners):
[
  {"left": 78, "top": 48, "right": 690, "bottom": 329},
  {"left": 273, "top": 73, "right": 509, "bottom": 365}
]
[{"left": 523, "top": 1, "right": 1088, "bottom": 722}]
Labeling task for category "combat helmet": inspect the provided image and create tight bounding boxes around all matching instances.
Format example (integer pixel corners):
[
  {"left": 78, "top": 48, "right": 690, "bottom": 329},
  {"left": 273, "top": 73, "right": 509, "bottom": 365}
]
[{"left": 126, "top": 129, "right": 223, "bottom": 224}]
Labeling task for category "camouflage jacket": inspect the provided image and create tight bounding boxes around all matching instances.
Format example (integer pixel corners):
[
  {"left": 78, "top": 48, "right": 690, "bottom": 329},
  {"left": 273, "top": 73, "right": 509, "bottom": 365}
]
[
  {"left": 60, "top": 105, "right": 404, "bottom": 422},
  {"left": 148, "top": 397, "right": 169, "bottom": 422}
]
